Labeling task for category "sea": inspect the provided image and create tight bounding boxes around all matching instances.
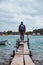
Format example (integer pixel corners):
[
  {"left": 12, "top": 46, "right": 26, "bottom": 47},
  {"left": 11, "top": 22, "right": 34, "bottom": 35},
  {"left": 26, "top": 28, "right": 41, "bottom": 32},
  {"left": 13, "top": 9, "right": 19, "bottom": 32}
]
[{"left": 0, "top": 35, "right": 43, "bottom": 65}]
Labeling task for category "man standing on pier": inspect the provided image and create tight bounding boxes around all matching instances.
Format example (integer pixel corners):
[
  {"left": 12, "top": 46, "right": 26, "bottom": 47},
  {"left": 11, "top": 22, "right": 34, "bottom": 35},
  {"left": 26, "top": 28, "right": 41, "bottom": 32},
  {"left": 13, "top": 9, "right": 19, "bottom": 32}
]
[{"left": 18, "top": 21, "right": 26, "bottom": 40}]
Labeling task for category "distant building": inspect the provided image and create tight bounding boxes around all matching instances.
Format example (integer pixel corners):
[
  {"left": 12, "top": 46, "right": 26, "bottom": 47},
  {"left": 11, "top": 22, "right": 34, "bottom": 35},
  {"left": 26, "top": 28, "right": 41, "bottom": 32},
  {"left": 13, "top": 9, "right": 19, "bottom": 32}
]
[
  {"left": 32, "top": 33, "right": 36, "bottom": 35},
  {"left": 37, "top": 33, "right": 40, "bottom": 35}
]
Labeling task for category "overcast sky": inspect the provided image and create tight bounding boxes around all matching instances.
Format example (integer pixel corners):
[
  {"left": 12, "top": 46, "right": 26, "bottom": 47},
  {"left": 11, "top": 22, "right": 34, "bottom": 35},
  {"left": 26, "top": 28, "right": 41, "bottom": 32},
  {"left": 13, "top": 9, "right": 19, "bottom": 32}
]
[{"left": 0, "top": 0, "right": 43, "bottom": 32}]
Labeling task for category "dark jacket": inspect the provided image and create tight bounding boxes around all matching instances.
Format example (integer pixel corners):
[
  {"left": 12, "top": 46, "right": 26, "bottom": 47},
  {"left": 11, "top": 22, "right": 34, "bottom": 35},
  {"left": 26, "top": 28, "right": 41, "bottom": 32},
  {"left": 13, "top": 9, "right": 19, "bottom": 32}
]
[{"left": 19, "top": 24, "right": 26, "bottom": 33}]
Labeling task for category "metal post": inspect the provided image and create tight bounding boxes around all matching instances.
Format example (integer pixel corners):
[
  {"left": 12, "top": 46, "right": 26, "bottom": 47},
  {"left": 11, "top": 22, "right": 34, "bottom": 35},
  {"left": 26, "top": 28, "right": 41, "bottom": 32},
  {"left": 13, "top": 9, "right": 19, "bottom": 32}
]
[{"left": 27, "top": 35, "right": 29, "bottom": 49}]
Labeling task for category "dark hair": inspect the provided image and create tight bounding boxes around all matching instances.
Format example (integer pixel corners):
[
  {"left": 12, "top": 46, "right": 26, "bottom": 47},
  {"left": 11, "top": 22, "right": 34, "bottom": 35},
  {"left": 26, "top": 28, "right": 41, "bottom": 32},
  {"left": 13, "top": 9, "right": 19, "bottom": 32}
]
[{"left": 21, "top": 21, "right": 23, "bottom": 25}]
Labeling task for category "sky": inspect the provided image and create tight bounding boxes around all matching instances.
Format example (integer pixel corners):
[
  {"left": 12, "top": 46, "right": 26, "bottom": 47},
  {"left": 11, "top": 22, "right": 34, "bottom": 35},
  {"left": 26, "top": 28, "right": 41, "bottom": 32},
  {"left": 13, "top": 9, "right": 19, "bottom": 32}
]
[{"left": 0, "top": 0, "right": 43, "bottom": 32}]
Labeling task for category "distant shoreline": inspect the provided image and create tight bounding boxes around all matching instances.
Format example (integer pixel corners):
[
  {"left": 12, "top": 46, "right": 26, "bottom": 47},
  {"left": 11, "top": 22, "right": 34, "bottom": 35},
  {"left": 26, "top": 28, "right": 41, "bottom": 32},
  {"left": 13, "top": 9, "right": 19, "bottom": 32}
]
[{"left": 0, "top": 34, "right": 43, "bottom": 36}]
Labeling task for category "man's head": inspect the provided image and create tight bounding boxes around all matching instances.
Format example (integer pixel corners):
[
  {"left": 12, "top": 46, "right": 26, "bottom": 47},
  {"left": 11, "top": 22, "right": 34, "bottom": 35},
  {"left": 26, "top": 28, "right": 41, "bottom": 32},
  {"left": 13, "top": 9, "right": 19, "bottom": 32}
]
[{"left": 21, "top": 21, "right": 23, "bottom": 25}]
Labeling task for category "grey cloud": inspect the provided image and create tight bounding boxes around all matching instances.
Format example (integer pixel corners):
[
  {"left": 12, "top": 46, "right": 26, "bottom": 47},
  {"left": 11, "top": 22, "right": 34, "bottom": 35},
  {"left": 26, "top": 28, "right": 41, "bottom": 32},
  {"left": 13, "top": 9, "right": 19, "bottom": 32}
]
[
  {"left": 0, "top": 0, "right": 43, "bottom": 31},
  {"left": 0, "top": 14, "right": 14, "bottom": 19}
]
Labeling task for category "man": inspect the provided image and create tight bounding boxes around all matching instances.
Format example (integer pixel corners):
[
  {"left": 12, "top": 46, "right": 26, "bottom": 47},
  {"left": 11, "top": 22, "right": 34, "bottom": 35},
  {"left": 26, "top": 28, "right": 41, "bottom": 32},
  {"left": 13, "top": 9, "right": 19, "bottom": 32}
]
[{"left": 19, "top": 21, "right": 26, "bottom": 40}]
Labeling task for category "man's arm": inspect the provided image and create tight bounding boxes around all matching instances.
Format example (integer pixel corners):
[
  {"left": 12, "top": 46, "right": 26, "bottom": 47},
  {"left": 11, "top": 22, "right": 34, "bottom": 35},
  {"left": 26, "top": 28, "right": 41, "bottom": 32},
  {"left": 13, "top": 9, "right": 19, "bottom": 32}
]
[
  {"left": 18, "top": 25, "right": 20, "bottom": 32},
  {"left": 24, "top": 25, "right": 26, "bottom": 32}
]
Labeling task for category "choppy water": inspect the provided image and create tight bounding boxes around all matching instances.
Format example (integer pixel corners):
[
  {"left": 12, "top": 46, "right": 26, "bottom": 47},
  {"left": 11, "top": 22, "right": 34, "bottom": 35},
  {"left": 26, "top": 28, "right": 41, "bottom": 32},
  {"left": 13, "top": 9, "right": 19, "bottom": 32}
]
[
  {"left": 29, "top": 35, "right": 43, "bottom": 60},
  {"left": 0, "top": 35, "right": 43, "bottom": 65}
]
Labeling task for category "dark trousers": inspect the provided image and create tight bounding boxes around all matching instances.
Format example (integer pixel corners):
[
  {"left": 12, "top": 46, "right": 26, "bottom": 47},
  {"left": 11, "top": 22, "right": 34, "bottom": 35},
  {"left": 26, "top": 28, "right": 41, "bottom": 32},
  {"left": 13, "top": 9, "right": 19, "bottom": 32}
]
[{"left": 20, "top": 33, "right": 24, "bottom": 40}]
